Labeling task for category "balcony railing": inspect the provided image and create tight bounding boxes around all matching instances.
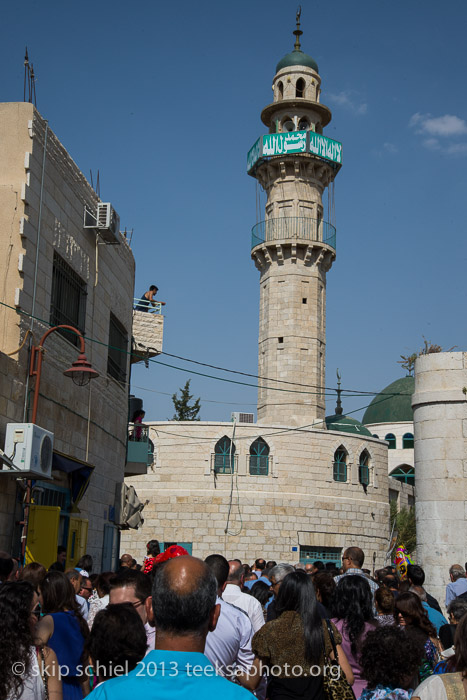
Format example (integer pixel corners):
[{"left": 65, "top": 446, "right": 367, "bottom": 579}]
[
  {"left": 133, "top": 298, "right": 163, "bottom": 314},
  {"left": 126, "top": 424, "right": 154, "bottom": 474},
  {"left": 251, "top": 217, "right": 336, "bottom": 250}
]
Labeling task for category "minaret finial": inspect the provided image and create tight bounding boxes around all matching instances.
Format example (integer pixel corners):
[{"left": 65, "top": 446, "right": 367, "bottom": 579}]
[
  {"left": 293, "top": 6, "right": 303, "bottom": 51},
  {"left": 335, "top": 368, "right": 343, "bottom": 415}
]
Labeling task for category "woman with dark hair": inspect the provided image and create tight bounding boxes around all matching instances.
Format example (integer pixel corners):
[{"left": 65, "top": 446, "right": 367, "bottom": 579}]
[
  {"left": 244, "top": 569, "right": 353, "bottom": 699},
  {"left": 394, "top": 593, "right": 441, "bottom": 682},
  {"left": 87, "top": 572, "right": 113, "bottom": 629},
  {"left": 19, "top": 562, "right": 47, "bottom": 589},
  {"left": 142, "top": 540, "right": 160, "bottom": 575},
  {"left": 331, "top": 574, "right": 379, "bottom": 698},
  {"left": 0, "top": 581, "right": 62, "bottom": 700},
  {"left": 35, "top": 571, "right": 89, "bottom": 700},
  {"left": 360, "top": 626, "right": 424, "bottom": 700},
  {"left": 76, "top": 555, "right": 93, "bottom": 575},
  {"left": 412, "top": 613, "right": 467, "bottom": 700},
  {"left": 375, "top": 587, "right": 395, "bottom": 626},
  {"left": 85, "top": 604, "right": 148, "bottom": 687},
  {"left": 313, "top": 572, "right": 336, "bottom": 618}
]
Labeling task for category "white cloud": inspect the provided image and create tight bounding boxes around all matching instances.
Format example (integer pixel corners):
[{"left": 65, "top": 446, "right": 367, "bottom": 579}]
[
  {"left": 383, "top": 142, "right": 398, "bottom": 153},
  {"left": 409, "top": 112, "right": 467, "bottom": 137},
  {"left": 422, "top": 138, "right": 440, "bottom": 150},
  {"left": 328, "top": 90, "right": 367, "bottom": 116}
]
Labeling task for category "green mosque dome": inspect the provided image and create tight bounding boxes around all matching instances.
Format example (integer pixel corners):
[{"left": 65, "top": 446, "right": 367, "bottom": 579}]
[
  {"left": 276, "top": 49, "right": 319, "bottom": 74},
  {"left": 325, "top": 413, "right": 372, "bottom": 437},
  {"left": 362, "top": 376, "right": 415, "bottom": 426}
]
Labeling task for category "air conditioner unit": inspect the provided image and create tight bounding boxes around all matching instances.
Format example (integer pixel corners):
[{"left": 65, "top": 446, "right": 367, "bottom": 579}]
[
  {"left": 3, "top": 424, "right": 54, "bottom": 479},
  {"left": 231, "top": 412, "right": 255, "bottom": 424},
  {"left": 96, "top": 203, "right": 121, "bottom": 244}
]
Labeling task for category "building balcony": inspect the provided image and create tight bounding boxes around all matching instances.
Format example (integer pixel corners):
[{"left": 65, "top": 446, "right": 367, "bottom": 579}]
[
  {"left": 251, "top": 217, "right": 336, "bottom": 251},
  {"left": 125, "top": 424, "right": 154, "bottom": 476},
  {"left": 131, "top": 298, "right": 164, "bottom": 363}
]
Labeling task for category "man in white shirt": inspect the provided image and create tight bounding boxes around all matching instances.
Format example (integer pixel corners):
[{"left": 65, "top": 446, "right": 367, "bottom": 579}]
[
  {"left": 223, "top": 560, "right": 265, "bottom": 633},
  {"left": 204, "top": 554, "right": 254, "bottom": 682}
]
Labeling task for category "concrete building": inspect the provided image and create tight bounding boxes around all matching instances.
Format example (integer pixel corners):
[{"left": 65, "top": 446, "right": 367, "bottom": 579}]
[
  {"left": 412, "top": 352, "right": 467, "bottom": 606},
  {"left": 122, "top": 22, "right": 392, "bottom": 568},
  {"left": 0, "top": 102, "right": 149, "bottom": 569}
]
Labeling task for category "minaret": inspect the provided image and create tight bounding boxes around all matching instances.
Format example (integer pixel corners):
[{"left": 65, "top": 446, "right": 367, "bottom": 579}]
[{"left": 247, "top": 13, "right": 342, "bottom": 426}]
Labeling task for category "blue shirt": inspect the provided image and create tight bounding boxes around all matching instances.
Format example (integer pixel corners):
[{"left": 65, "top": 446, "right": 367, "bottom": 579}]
[
  {"left": 421, "top": 602, "right": 448, "bottom": 633},
  {"left": 244, "top": 576, "right": 270, "bottom": 590},
  {"left": 445, "top": 578, "right": 467, "bottom": 607},
  {"left": 87, "top": 649, "right": 251, "bottom": 700}
]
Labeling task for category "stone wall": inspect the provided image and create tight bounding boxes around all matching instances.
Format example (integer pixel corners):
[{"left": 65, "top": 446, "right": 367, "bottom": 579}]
[
  {"left": 413, "top": 352, "right": 467, "bottom": 607},
  {"left": 121, "top": 421, "right": 390, "bottom": 568},
  {"left": 0, "top": 103, "right": 135, "bottom": 566},
  {"left": 131, "top": 311, "right": 164, "bottom": 361}
]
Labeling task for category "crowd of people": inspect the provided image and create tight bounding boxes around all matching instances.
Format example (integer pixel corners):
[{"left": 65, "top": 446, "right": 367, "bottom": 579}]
[{"left": 0, "top": 544, "right": 466, "bottom": 700}]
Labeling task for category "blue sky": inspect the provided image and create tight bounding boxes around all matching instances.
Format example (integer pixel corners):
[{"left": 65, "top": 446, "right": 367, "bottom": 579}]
[{"left": 2, "top": 0, "right": 467, "bottom": 422}]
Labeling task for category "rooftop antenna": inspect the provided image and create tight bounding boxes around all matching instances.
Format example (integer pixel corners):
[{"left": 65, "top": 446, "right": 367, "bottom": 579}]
[
  {"left": 294, "top": 6, "right": 302, "bottom": 51},
  {"left": 335, "top": 368, "right": 343, "bottom": 416},
  {"left": 23, "top": 47, "right": 37, "bottom": 106},
  {"left": 96, "top": 170, "right": 100, "bottom": 198}
]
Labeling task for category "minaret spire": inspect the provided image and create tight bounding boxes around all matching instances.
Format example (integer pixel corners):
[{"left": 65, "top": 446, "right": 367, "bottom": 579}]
[
  {"left": 293, "top": 6, "right": 303, "bottom": 51},
  {"left": 335, "top": 369, "right": 343, "bottom": 416}
]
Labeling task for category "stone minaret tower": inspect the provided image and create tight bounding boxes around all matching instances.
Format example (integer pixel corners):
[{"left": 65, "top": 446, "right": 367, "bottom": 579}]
[{"left": 248, "top": 15, "right": 342, "bottom": 426}]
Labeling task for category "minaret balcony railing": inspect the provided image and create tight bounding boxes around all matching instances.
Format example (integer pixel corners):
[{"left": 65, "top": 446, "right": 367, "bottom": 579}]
[{"left": 251, "top": 217, "right": 336, "bottom": 250}]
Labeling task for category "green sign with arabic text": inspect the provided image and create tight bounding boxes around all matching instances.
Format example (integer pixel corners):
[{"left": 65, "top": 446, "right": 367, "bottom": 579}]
[{"left": 247, "top": 130, "right": 343, "bottom": 172}]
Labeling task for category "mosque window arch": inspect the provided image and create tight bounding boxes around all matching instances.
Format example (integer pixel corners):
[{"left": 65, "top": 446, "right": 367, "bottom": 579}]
[
  {"left": 385, "top": 433, "right": 396, "bottom": 449},
  {"left": 249, "top": 437, "right": 270, "bottom": 476},
  {"left": 372, "top": 434, "right": 379, "bottom": 439},
  {"left": 298, "top": 117, "right": 309, "bottom": 131},
  {"left": 402, "top": 432, "right": 414, "bottom": 449},
  {"left": 333, "top": 446, "right": 348, "bottom": 482},
  {"left": 390, "top": 465, "right": 414, "bottom": 486},
  {"left": 277, "top": 81, "right": 284, "bottom": 100},
  {"left": 214, "top": 435, "right": 236, "bottom": 474},
  {"left": 281, "top": 116, "right": 295, "bottom": 132},
  {"left": 358, "top": 450, "right": 370, "bottom": 486},
  {"left": 296, "top": 78, "right": 305, "bottom": 98}
]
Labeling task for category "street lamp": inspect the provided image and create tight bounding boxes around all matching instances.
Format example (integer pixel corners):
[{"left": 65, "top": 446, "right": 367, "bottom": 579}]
[
  {"left": 22, "top": 324, "right": 98, "bottom": 563},
  {"left": 29, "top": 324, "right": 99, "bottom": 423}
]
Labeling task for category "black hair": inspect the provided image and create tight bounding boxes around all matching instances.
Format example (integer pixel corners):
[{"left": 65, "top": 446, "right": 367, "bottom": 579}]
[
  {"left": 275, "top": 569, "right": 322, "bottom": 664},
  {"left": 0, "top": 557, "right": 14, "bottom": 582},
  {"left": 86, "top": 604, "right": 147, "bottom": 681},
  {"left": 266, "top": 561, "right": 277, "bottom": 569},
  {"left": 0, "top": 582, "right": 37, "bottom": 699},
  {"left": 361, "top": 626, "right": 424, "bottom": 689},
  {"left": 331, "top": 575, "right": 376, "bottom": 654},
  {"left": 95, "top": 572, "right": 114, "bottom": 597},
  {"left": 149, "top": 285, "right": 158, "bottom": 292},
  {"left": 152, "top": 560, "right": 217, "bottom": 637},
  {"left": 110, "top": 570, "right": 151, "bottom": 603},
  {"left": 313, "top": 560, "right": 325, "bottom": 570},
  {"left": 57, "top": 546, "right": 67, "bottom": 555},
  {"left": 255, "top": 559, "right": 266, "bottom": 571},
  {"left": 407, "top": 564, "right": 425, "bottom": 586},
  {"left": 383, "top": 575, "right": 399, "bottom": 590},
  {"left": 394, "top": 592, "right": 436, "bottom": 639},
  {"left": 76, "top": 555, "right": 93, "bottom": 573},
  {"left": 250, "top": 581, "right": 271, "bottom": 606},
  {"left": 146, "top": 540, "right": 160, "bottom": 557},
  {"left": 313, "top": 572, "right": 336, "bottom": 609},
  {"left": 205, "top": 554, "right": 229, "bottom": 589},
  {"left": 345, "top": 547, "right": 365, "bottom": 568},
  {"left": 41, "top": 571, "right": 89, "bottom": 642}
]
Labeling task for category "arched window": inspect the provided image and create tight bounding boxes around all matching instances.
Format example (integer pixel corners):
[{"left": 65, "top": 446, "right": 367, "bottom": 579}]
[
  {"left": 403, "top": 433, "right": 414, "bottom": 449},
  {"left": 214, "top": 436, "right": 235, "bottom": 474},
  {"left": 296, "top": 78, "right": 305, "bottom": 98},
  {"left": 359, "top": 450, "right": 370, "bottom": 486},
  {"left": 372, "top": 434, "right": 379, "bottom": 439},
  {"left": 249, "top": 437, "right": 269, "bottom": 475},
  {"left": 282, "top": 116, "right": 295, "bottom": 132},
  {"left": 390, "top": 465, "right": 414, "bottom": 486},
  {"left": 333, "top": 446, "right": 348, "bottom": 482},
  {"left": 298, "top": 117, "right": 309, "bottom": 131},
  {"left": 385, "top": 433, "right": 396, "bottom": 450},
  {"left": 277, "top": 81, "right": 284, "bottom": 100}
]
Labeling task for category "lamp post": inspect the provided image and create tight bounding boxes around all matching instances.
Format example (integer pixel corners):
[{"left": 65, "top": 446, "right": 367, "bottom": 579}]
[{"left": 22, "top": 324, "right": 99, "bottom": 562}]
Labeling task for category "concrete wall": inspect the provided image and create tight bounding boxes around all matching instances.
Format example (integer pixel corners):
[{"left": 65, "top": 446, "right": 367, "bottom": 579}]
[
  {"left": 121, "top": 421, "right": 390, "bottom": 567},
  {"left": 0, "top": 103, "right": 135, "bottom": 566},
  {"left": 413, "top": 352, "right": 467, "bottom": 606}
]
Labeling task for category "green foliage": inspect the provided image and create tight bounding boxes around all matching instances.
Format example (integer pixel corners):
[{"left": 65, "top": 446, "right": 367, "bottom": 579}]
[
  {"left": 172, "top": 380, "right": 201, "bottom": 421},
  {"left": 390, "top": 500, "right": 417, "bottom": 555}
]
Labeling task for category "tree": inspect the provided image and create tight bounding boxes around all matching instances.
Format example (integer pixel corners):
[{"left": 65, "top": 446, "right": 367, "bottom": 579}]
[
  {"left": 390, "top": 500, "right": 416, "bottom": 555},
  {"left": 398, "top": 337, "right": 454, "bottom": 376},
  {"left": 172, "top": 380, "right": 201, "bottom": 421}
]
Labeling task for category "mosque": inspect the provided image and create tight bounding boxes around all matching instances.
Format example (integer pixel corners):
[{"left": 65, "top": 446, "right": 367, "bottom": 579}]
[{"left": 121, "top": 19, "right": 414, "bottom": 566}]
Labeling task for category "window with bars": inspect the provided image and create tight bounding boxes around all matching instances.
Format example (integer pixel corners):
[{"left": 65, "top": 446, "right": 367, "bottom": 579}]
[
  {"left": 390, "top": 465, "right": 414, "bottom": 486},
  {"left": 214, "top": 436, "right": 235, "bottom": 474},
  {"left": 249, "top": 437, "right": 269, "bottom": 475},
  {"left": 359, "top": 450, "right": 370, "bottom": 486},
  {"left": 385, "top": 433, "right": 396, "bottom": 449},
  {"left": 299, "top": 546, "right": 342, "bottom": 567},
  {"left": 333, "top": 447, "right": 348, "bottom": 482},
  {"left": 107, "top": 314, "right": 128, "bottom": 384},
  {"left": 402, "top": 433, "right": 414, "bottom": 449},
  {"left": 50, "top": 253, "right": 87, "bottom": 346}
]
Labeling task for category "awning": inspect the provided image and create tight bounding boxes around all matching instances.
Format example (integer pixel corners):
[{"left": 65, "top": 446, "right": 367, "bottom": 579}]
[
  {"left": 115, "top": 482, "right": 145, "bottom": 529},
  {"left": 52, "top": 452, "right": 94, "bottom": 508}
]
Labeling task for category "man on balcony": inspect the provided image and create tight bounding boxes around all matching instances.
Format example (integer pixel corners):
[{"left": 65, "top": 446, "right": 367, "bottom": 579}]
[{"left": 134, "top": 285, "right": 165, "bottom": 312}]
